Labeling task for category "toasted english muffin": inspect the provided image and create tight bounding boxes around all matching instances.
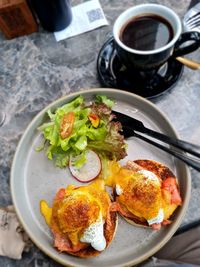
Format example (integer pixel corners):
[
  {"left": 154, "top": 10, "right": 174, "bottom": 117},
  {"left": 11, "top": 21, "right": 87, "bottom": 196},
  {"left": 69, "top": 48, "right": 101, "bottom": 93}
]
[{"left": 113, "top": 159, "right": 182, "bottom": 230}]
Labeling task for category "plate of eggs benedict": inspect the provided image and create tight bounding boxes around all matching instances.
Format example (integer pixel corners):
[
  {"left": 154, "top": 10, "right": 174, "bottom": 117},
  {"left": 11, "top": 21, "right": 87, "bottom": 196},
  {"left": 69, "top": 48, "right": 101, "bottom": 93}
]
[{"left": 11, "top": 88, "right": 190, "bottom": 267}]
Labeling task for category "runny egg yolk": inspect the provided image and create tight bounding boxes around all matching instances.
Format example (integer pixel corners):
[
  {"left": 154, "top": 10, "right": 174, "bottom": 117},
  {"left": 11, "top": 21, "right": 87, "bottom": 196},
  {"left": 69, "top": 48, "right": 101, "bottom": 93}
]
[{"left": 104, "top": 161, "right": 121, "bottom": 186}]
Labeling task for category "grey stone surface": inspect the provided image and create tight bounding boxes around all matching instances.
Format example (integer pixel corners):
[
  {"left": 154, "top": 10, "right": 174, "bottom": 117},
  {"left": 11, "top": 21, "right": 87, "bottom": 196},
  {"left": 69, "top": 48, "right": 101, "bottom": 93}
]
[{"left": 0, "top": 0, "right": 200, "bottom": 266}]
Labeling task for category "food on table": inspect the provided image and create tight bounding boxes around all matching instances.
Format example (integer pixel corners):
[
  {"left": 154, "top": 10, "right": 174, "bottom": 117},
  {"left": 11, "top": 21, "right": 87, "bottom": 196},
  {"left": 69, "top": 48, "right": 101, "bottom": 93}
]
[
  {"left": 106, "top": 159, "right": 182, "bottom": 230},
  {"left": 37, "top": 95, "right": 126, "bottom": 176},
  {"left": 38, "top": 94, "right": 183, "bottom": 258},
  {"left": 40, "top": 179, "right": 118, "bottom": 257}
]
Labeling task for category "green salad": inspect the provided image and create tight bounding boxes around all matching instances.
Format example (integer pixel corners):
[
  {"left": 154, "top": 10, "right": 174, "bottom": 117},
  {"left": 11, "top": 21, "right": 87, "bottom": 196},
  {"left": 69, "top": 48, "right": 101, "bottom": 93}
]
[{"left": 37, "top": 95, "right": 127, "bottom": 169}]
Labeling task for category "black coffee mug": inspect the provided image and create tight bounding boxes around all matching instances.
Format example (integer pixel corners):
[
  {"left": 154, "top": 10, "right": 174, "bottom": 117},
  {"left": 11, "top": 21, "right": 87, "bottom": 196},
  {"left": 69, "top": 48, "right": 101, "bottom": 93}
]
[
  {"left": 31, "top": 0, "right": 72, "bottom": 32},
  {"left": 113, "top": 4, "right": 200, "bottom": 71}
]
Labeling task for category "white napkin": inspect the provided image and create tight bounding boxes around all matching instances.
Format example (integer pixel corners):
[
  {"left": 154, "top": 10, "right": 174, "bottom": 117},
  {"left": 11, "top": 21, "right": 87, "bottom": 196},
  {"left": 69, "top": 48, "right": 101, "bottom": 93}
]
[
  {"left": 0, "top": 206, "right": 32, "bottom": 259},
  {"left": 54, "top": 0, "right": 108, "bottom": 42}
]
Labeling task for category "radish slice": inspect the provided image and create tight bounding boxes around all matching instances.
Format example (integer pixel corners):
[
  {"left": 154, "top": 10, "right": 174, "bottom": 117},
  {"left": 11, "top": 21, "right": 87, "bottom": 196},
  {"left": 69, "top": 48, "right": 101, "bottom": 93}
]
[{"left": 69, "top": 150, "right": 101, "bottom": 183}]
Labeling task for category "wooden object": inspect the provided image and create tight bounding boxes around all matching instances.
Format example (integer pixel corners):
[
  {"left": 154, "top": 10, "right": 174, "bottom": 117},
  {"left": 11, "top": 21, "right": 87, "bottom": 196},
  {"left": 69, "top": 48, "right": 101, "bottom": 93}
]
[
  {"left": 0, "top": 0, "right": 38, "bottom": 39},
  {"left": 176, "top": 56, "right": 200, "bottom": 70}
]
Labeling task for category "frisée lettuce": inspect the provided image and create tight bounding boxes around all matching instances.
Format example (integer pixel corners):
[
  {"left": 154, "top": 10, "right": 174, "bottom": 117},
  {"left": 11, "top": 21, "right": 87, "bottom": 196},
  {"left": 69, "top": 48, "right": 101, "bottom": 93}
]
[{"left": 37, "top": 95, "right": 127, "bottom": 168}]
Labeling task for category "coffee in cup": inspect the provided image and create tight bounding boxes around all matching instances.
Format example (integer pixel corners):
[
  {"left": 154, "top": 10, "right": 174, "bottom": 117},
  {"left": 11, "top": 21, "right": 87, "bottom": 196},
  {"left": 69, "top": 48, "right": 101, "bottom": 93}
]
[
  {"left": 120, "top": 14, "right": 173, "bottom": 51},
  {"left": 113, "top": 4, "right": 200, "bottom": 71}
]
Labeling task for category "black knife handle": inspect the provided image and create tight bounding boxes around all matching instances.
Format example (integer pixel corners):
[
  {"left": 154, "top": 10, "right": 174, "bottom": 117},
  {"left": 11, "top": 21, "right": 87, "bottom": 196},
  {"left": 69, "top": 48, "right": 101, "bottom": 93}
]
[
  {"left": 113, "top": 110, "right": 200, "bottom": 158},
  {"left": 133, "top": 131, "right": 200, "bottom": 171},
  {"left": 140, "top": 127, "right": 200, "bottom": 158}
]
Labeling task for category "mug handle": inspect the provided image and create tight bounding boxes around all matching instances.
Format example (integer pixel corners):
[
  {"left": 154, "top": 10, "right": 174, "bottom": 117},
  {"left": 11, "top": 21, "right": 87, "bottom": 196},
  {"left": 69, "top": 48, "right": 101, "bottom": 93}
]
[{"left": 173, "top": 31, "right": 200, "bottom": 57}]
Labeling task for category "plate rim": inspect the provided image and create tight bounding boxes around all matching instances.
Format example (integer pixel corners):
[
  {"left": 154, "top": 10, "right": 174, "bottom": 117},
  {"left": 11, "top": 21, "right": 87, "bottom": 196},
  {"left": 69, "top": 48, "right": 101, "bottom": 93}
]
[{"left": 10, "top": 88, "right": 191, "bottom": 267}]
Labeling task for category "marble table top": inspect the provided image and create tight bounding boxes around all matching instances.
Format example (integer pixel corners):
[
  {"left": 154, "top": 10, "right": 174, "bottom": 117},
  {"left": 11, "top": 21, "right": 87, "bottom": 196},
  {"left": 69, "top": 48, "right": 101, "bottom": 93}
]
[{"left": 0, "top": 0, "right": 199, "bottom": 266}]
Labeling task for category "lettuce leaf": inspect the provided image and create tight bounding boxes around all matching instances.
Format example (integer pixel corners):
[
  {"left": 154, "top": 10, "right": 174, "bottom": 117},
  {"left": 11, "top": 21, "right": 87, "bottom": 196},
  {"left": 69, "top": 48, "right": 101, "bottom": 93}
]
[
  {"left": 37, "top": 95, "right": 126, "bottom": 168},
  {"left": 95, "top": 95, "right": 114, "bottom": 109}
]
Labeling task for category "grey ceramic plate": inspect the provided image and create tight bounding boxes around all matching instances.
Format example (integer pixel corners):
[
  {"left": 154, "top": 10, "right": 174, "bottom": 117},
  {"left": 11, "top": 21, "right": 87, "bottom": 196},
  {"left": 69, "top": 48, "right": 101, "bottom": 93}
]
[{"left": 11, "top": 88, "right": 190, "bottom": 267}]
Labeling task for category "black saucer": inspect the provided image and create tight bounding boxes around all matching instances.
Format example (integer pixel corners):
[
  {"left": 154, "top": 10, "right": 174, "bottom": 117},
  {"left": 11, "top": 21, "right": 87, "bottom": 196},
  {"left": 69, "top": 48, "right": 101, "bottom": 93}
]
[{"left": 97, "top": 37, "right": 184, "bottom": 99}]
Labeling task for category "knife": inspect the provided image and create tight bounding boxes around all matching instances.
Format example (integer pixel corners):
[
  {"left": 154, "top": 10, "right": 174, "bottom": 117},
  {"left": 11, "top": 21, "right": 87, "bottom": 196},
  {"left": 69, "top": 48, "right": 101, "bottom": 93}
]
[{"left": 112, "top": 110, "right": 200, "bottom": 171}]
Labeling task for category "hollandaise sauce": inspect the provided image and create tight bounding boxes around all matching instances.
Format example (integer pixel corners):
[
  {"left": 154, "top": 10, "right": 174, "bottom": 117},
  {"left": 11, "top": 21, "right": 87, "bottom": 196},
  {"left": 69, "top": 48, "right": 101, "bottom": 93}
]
[
  {"left": 105, "top": 160, "right": 164, "bottom": 222},
  {"left": 40, "top": 200, "right": 52, "bottom": 226}
]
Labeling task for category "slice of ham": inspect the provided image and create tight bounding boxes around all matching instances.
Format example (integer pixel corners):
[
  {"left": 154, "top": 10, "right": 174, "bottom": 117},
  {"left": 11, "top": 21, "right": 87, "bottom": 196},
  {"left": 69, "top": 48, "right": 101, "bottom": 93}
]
[
  {"left": 151, "top": 223, "right": 161, "bottom": 230},
  {"left": 162, "top": 177, "right": 182, "bottom": 205},
  {"left": 125, "top": 160, "right": 144, "bottom": 172},
  {"left": 151, "top": 219, "right": 172, "bottom": 230},
  {"left": 111, "top": 201, "right": 148, "bottom": 227},
  {"left": 53, "top": 230, "right": 87, "bottom": 252}
]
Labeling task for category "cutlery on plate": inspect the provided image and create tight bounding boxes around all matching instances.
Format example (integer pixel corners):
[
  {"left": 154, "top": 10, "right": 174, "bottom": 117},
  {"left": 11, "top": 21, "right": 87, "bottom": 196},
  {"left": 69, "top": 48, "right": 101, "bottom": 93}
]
[
  {"left": 113, "top": 110, "right": 200, "bottom": 171},
  {"left": 177, "top": 4, "right": 200, "bottom": 70}
]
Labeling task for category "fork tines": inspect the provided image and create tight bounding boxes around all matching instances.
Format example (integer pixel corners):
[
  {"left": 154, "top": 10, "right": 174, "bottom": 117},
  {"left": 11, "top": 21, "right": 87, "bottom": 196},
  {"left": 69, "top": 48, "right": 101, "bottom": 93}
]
[{"left": 185, "top": 11, "right": 200, "bottom": 27}]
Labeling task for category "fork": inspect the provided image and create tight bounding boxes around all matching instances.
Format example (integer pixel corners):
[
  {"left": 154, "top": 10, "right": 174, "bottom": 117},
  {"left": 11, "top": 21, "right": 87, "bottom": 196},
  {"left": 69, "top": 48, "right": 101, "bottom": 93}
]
[
  {"left": 176, "top": 3, "right": 200, "bottom": 70},
  {"left": 185, "top": 11, "right": 200, "bottom": 30},
  {"left": 184, "top": 2, "right": 200, "bottom": 32},
  {"left": 113, "top": 110, "right": 200, "bottom": 171}
]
